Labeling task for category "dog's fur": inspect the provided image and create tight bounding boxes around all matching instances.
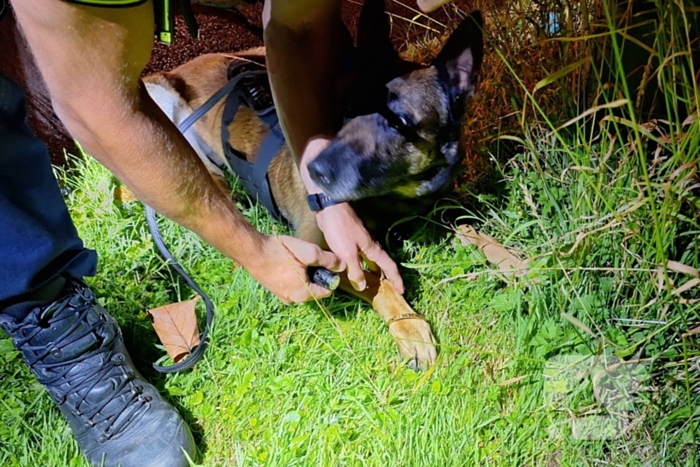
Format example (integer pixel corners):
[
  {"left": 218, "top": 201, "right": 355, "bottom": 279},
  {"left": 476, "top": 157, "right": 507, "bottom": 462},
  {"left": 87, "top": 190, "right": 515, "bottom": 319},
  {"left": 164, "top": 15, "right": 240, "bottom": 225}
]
[{"left": 142, "top": 10, "right": 483, "bottom": 370}]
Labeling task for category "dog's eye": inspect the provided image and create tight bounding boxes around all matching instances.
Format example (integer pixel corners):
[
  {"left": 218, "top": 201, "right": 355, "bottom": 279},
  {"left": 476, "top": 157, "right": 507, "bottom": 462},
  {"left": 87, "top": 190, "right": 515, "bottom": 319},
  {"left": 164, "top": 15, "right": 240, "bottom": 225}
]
[
  {"left": 378, "top": 102, "right": 421, "bottom": 142},
  {"left": 390, "top": 112, "right": 412, "bottom": 130}
]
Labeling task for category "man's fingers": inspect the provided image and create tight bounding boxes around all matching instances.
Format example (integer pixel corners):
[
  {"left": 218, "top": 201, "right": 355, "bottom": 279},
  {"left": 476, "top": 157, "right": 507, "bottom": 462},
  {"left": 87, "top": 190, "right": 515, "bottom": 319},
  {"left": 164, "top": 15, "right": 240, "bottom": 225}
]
[
  {"left": 345, "top": 257, "right": 367, "bottom": 291},
  {"left": 362, "top": 243, "right": 404, "bottom": 294},
  {"left": 364, "top": 257, "right": 380, "bottom": 273},
  {"left": 308, "top": 284, "right": 333, "bottom": 299},
  {"left": 314, "top": 248, "right": 346, "bottom": 273},
  {"left": 289, "top": 284, "right": 332, "bottom": 303},
  {"left": 279, "top": 236, "right": 344, "bottom": 272},
  {"left": 278, "top": 296, "right": 291, "bottom": 306}
]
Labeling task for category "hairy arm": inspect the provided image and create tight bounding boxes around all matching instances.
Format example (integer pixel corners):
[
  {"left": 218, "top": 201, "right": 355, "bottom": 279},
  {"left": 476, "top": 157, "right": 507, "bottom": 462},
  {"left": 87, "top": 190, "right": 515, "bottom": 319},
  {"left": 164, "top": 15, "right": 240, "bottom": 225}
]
[
  {"left": 11, "top": 0, "right": 341, "bottom": 303},
  {"left": 262, "top": 0, "right": 342, "bottom": 160},
  {"left": 263, "top": 0, "right": 405, "bottom": 294}
]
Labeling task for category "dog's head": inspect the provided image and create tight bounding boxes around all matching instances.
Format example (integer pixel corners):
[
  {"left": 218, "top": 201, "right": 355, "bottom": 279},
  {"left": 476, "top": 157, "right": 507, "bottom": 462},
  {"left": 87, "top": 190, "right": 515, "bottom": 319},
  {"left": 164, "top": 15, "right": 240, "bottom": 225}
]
[{"left": 307, "top": 12, "right": 483, "bottom": 202}]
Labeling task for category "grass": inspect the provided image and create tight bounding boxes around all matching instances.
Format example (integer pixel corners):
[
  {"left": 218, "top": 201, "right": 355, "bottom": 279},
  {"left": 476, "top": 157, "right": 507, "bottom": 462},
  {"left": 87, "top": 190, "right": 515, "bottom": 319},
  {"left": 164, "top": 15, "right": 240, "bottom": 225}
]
[{"left": 1, "top": 0, "right": 700, "bottom": 465}]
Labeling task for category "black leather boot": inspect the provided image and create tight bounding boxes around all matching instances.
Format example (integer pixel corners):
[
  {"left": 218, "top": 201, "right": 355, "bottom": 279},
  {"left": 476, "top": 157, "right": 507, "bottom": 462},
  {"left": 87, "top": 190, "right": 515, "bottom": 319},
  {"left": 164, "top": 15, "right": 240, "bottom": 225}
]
[{"left": 0, "top": 280, "right": 196, "bottom": 467}]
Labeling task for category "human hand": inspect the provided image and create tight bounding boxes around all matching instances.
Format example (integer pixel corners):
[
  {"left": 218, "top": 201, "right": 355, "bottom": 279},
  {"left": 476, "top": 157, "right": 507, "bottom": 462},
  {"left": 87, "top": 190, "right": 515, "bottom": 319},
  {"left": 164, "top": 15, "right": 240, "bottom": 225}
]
[
  {"left": 300, "top": 138, "right": 405, "bottom": 295},
  {"left": 247, "top": 235, "right": 345, "bottom": 304},
  {"left": 416, "top": 0, "right": 453, "bottom": 13},
  {"left": 315, "top": 202, "right": 404, "bottom": 294}
]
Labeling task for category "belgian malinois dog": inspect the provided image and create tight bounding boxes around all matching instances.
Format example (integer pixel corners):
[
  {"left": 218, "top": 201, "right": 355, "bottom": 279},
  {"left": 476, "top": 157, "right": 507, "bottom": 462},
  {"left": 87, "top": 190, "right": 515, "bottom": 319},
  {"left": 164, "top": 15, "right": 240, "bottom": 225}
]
[{"left": 143, "top": 6, "right": 483, "bottom": 370}]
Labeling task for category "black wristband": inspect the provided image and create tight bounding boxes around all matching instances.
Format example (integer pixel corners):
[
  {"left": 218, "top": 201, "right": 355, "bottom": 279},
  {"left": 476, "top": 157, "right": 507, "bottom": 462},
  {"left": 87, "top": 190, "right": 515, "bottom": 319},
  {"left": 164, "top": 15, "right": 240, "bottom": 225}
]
[{"left": 306, "top": 192, "right": 342, "bottom": 212}]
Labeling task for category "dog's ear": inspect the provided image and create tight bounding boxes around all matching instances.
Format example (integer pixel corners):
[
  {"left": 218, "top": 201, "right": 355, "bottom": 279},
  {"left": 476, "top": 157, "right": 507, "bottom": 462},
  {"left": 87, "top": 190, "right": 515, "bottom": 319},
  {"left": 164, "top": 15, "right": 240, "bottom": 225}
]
[
  {"left": 357, "top": 0, "right": 400, "bottom": 72},
  {"left": 433, "top": 11, "right": 484, "bottom": 96}
]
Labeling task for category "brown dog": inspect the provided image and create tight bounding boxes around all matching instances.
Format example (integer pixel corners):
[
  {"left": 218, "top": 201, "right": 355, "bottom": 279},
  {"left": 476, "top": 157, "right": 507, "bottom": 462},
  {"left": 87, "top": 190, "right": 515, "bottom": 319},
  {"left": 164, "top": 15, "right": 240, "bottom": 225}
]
[{"left": 142, "top": 11, "right": 483, "bottom": 370}]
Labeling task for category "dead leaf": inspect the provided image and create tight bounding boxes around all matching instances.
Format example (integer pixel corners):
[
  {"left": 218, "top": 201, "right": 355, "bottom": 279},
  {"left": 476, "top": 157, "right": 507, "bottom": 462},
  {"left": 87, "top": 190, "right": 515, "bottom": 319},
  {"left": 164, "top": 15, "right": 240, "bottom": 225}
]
[
  {"left": 456, "top": 225, "right": 529, "bottom": 276},
  {"left": 497, "top": 375, "right": 529, "bottom": 386},
  {"left": 658, "top": 260, "right": 699, "bottom": 291},
  {"left": 666, "top": 260, "right": 700, "bottom": 278},
  {"left": 656, "top": 266, "right": 668, "bottom": 294},
  {"left": 672, "top": 278, "right": 700, "bottom": 296},
  {"left": 114, "top": 185, "right": 138, "bottom": 203},
  {"left": 682, "top": 112, "right": 696, "bottom": 127},
  {"left": 147, "top": 297, "right": 201, "bottom": 363},
  {"left": 683, "top": 325, "right": 700, "bottom": 338}
]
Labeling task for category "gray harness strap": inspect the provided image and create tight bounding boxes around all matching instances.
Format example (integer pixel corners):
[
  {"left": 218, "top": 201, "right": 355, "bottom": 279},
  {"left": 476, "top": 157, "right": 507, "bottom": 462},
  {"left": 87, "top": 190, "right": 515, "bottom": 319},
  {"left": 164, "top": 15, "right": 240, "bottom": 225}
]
[
  {"left": 220, "top": 66, "right": 285, "bottom": 221},
  {"left": 178, "top": 61, "right": 286, "bottom": 222}
]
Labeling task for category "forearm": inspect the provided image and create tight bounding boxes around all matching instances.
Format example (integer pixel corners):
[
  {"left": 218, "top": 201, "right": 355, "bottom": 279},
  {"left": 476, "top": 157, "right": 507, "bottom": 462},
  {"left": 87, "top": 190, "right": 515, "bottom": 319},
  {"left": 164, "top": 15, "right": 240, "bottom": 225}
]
[
  {"left": 58, "top": 84, "right": 266, "bottom": 269},
  {"left": 263, "top": 0, "right": 342, "bottom": 163},
  {"left": 11, "top": 0, "right": 266, "bottom": 270}
]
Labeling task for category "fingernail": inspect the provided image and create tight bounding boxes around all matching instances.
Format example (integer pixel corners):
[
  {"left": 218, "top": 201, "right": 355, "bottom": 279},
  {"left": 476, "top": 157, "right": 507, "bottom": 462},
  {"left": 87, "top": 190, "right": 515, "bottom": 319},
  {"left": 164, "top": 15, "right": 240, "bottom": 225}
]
[{"left": 356, "top": 281, "right": 366, "bottom": 291}]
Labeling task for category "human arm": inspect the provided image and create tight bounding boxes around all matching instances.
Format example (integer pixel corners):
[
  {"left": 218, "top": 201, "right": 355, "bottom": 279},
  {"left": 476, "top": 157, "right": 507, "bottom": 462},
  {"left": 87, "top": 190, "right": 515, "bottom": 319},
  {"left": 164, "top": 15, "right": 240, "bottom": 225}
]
[
  {"left": 11, "top": 0, "right": 342, "bottom": 303},
  {"left": 263, "top": 0, "right": 405, "bottom": 294}
]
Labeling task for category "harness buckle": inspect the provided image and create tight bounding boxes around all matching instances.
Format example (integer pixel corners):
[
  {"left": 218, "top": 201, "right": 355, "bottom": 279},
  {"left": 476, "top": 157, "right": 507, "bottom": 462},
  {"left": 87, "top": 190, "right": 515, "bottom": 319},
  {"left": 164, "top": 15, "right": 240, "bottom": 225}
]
[{"left": 240, "top": 75, "right": 275, "bottom": 114}]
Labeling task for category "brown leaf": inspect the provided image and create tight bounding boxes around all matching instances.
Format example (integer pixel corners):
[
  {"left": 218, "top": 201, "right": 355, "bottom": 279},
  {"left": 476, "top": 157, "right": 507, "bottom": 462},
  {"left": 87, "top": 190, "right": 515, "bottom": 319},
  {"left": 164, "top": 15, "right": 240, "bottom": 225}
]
[
  {"left": 497, "top": 375, "right": 529, "bottom": 386},
  {"left": 113, "top": 185, "right": 138, "bottom": 203},
  {"left": 456, "top": 225, "right": 528, "bottom": 276},
  {"left": 147, "top": 297, "right": 201, "bottom": 363},
  {"left": 682, "top": 112, "right": 696, "bottom": 127},
  {"left": 672, "top": 278, "right": 700, "bottom": 296},
  {"left": 667, "top": 260, "right": 700, "bottom": 278}
]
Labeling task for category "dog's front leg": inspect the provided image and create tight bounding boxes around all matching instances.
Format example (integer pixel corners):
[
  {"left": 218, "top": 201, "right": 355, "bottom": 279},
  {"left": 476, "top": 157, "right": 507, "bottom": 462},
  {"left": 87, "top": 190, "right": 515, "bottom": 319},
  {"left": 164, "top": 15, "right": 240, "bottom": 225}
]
[
  {"left": 338, "top": 271, "right": 437, "bottom": 371},
  {"left": 292, "top": 209, "right": 436, "bottom": 369}
]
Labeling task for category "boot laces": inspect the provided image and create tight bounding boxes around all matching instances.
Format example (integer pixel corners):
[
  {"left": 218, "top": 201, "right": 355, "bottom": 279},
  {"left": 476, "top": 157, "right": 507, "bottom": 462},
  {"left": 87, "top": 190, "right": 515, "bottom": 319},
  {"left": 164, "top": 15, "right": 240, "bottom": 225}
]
[{"left": 2, "top": 285, "right": 151, "bottom": 441}]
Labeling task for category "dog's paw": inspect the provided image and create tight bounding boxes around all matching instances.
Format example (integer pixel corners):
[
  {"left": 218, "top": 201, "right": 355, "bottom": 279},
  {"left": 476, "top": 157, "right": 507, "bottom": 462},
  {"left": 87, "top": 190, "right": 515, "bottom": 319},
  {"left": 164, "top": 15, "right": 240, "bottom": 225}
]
[
  {"left": 371, "top": 278, "right": 438, "bottom": 371},
  {"left": 388, "top": 316, "right": 437, "bottom": 371}
]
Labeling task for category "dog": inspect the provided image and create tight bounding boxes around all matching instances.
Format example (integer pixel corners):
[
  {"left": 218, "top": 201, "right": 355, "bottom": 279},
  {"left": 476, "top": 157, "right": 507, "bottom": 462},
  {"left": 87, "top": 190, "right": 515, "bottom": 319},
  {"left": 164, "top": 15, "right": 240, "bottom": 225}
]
[{"left": 142, "top": 9, "right": 483, "bottom": 370}]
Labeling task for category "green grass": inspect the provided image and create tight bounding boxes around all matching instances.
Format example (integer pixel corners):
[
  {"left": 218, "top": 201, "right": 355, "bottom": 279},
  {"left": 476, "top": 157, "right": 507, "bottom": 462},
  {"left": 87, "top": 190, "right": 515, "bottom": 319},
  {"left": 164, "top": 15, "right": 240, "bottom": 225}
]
[
  {"left": 1, "top": 136, "right": 697, "bottom": 465},
  {"left": 1, "top": 1, "right": 699, "bottom": 465}
]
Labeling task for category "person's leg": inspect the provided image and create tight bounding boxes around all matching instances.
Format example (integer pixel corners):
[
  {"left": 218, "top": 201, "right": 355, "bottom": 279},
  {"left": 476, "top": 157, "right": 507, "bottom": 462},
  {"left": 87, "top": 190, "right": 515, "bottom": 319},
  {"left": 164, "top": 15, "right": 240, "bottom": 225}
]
[
  {"left": 0, "top": 72, "right": 97, "bottom": 320},
  {"left": 0, "top": 73, "right": 195, "bottom": 467}
]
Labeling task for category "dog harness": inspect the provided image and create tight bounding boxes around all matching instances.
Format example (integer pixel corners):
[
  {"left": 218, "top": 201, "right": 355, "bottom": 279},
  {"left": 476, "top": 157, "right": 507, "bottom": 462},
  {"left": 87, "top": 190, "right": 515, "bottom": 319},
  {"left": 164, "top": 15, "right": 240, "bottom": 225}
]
[
  {"left": 144, "top": 63, "right": 287, "bottom": 373},
  {"left": 177, "top": 60, "right": 286, "bottom": 222}
]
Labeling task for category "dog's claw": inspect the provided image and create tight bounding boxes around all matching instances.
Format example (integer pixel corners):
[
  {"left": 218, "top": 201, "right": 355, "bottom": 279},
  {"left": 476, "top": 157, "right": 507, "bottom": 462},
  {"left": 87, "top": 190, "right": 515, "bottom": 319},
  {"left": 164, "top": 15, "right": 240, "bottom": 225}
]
[{"left": 389, "top": 317, "right": 437, "bottom": 371}]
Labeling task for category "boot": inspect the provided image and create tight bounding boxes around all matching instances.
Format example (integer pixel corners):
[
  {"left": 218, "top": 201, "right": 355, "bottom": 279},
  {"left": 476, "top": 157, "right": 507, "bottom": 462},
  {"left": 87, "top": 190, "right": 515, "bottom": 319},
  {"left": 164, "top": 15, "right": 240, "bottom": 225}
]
[{"left": 0, "top": 279, "right": 196, "bottom": 467}]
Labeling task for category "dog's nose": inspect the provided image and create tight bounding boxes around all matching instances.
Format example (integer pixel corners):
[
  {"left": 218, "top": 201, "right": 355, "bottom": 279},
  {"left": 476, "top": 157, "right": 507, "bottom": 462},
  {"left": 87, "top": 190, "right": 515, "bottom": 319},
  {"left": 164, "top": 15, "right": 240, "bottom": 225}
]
[{"left": 308, "top": 158, "right": 335, "bottom": 187}]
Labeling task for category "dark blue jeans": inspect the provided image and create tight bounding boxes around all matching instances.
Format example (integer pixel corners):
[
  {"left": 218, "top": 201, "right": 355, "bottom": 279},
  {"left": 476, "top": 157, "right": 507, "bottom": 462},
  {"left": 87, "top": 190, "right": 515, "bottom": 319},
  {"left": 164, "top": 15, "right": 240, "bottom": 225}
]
[{"left": 0, "top": 73, "right": 97, "bottom": 321}]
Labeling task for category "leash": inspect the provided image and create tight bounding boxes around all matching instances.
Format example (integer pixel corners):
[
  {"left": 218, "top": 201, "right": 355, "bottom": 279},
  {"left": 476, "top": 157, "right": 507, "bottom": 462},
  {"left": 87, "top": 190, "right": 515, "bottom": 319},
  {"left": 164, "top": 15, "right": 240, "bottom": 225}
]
[
  {"left": 144, "top": 64, "right": 271, "bottom": 373},
  {"left": 144, "top": 204, "right": 214, "bottom": 374},
  {"left": 145, "top": 60, "right": 339, "bottom": 372}
]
